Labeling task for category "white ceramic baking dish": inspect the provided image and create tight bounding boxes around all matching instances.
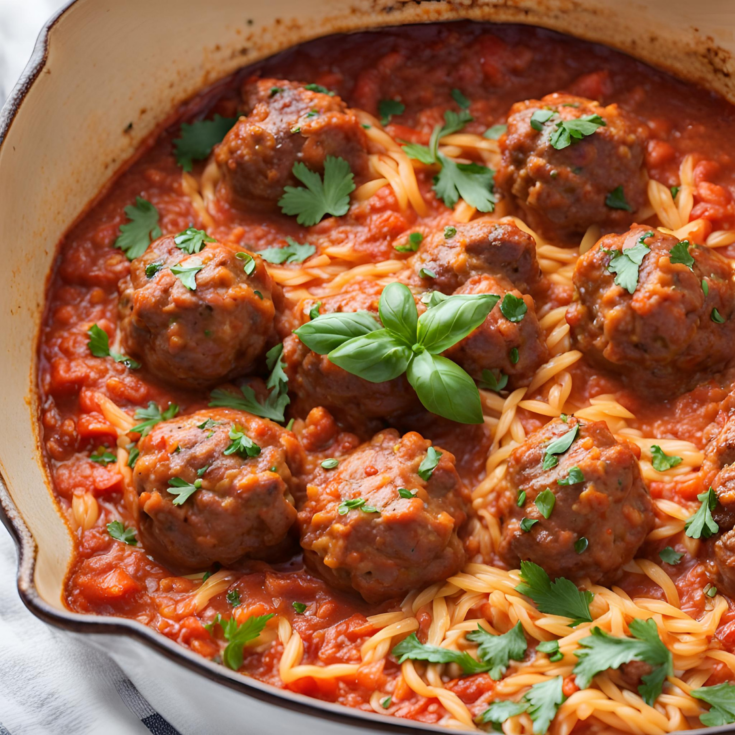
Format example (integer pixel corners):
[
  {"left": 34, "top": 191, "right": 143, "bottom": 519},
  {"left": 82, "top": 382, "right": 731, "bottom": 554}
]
[{"left": 3, "top": 0, "right": 735, "bottom": 732}]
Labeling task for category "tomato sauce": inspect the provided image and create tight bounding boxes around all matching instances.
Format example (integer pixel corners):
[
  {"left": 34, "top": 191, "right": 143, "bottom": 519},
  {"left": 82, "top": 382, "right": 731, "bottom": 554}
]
[{"left": 37, "top": 21, "right": 735, "bottom": 724}]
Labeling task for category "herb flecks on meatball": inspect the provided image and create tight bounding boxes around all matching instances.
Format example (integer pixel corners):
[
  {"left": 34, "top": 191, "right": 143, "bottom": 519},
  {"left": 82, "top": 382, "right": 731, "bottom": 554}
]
[
  {"left": 298, "top": 429, "right": 470, "bottom": 603},
  {"left": 497, "top": 93, "right": 648, "bottom": 240},
  {"left": 567, "top": 225, "right": 735, "bottom": 397},
  {"left": 119, "top": 234, "right": 277, "bottom": 389},
  {"left": 133, "top": 408, "right": 303, "bottom": 571},
  {"left": 495, "top": 417, "right": 653, "bottom": 584}
]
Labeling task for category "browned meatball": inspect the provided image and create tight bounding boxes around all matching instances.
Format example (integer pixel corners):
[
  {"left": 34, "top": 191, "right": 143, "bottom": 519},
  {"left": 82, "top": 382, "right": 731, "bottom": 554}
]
[
  {"left": 298, "top": 429, "right": 470, "bottom": 603},
  {"left": 133, "top": 409, "right": 303, "bottom": 571},
  {"left": 407, "top": 219, "right": 543, "bottom": 295},
  {"left": 119, "top": 235, "right": 277, "bottom": 389},
  {"left": 714, "top": 530, "right": 735, "bottom": 597},
  {"left": 567, "top": 226, "right": 735, "bottom": 397},
  {"left": 497, "top": 93, "right": 648, "bottom": 239},
  {"left": 495, "top": 417, "right": 653, "bottom": 584},
  {"left": 701, "top": 403, "right": 735, "bottom": 531},
  {"left": 215, "top": 78, "right": 369, "bottom": 207},
  {"left": 283, "top": 281, "right": 420, "bottom": 429},
  {"left": 444, "top": 275, "right": 549, "bottom": 389}
]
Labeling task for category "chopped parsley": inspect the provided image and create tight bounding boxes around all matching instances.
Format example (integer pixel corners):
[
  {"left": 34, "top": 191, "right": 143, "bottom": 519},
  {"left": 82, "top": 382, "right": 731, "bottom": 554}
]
[
  {"left": 703, "top": 279, "right": 710, "bottom": 296},
  {"left": 174, "top": 227, "right": 215, "bottom": 254},
  {"left": 510, "top": 347, "right": 520, "bottom": 364},
  {"left": 398, "top": 488, "right": 416, "bottom": 499},
  {"left": 466, "top": 621, "right": 527, "bottom": 680},
  {"left": 171, "top": 257, "right": 204, "bottom": 290},
  {"left": 476, "top": 700, "right": 528, "bottom": 728},
  {"left": 542, "top": 424, "right": 579, "bottom": 470},
  {"left": 650, "top": 445, "right": 683, "bottom": 472},
  {"left": 418, "top": 447, "right": 442, "bottom": 480},
  {"left": 278, "top": 156, "right": 355, "bottom": 226},
  {"left": 419, "top": 267, "right": 437, "bottom": 279},
  {"left": 574, "top": 537, "right": 589, "bottom": 554},
  {"left": 557, "top": 465, "right": 584, "bottom": 486},
  {"left": 550, "top": 114, "right": 606, "bottom": 150},
  {"left": 530, "top": 109, "right": 556, "bottom": 131},
  {"left": 107, "top": 520, "right": 137, "bottom": 546},
  {"left": 338, "top": 497, "right": 379, "bottom": 515},
  {"left": 394, "top": 231, "right": 424, "bottom": 253},
  {"left": 685, "top": 487, "right": 719, "bottom": 539},
  {"left": 223, "top": 425, "right": 261, "bottom": 458},
  {"left": 131, "top": 401, "right": 179, "bottom": 437},
  {"left": 517, "top": 490, "right": 527, "bottom": 507},
  {"left": 707, "top": 585, "right": 718, "bottom": 598},
  {"left": 671, "top": 185, "right": 680, "bottom": 200},
  {"left": 127, "top": 445, "right": 140, "bottom": 468},
  {"left": 444, "top": 226, "right": 457, "bottom": 239},
  {"left": 304, "top": 83, "right": 334, "bottom": 95},
  {"left": 534, "top": 489, "right": 556, "bottom": 519},
  {"left": 484, "top": 124, "right": 507, "bottom": 140},
  {"left": 292, "top": 602, "right": 307, "bottom": 614},
  {"left": 378, "top": 98, "right": 405, "bottom": 126},
  {"left": 692, "top": 683, "right": 735, "bottom": 726},
  {"left": 391, "top": 633, "right": 489, "bottom": 675},
  {"left": 167, "top": 477, "right": 202, "bottom": 506},
  {"left": 658, "top": 546, "right": 683, "bottom": 565},
  {"left": 114, "top": 197, "right": 162, "bottom": 261},
  {"left": 573, "top": 619, "right": 672, "bottom": 705},
  {"left": 259, "top": 237, "right": 316, "bottom": 264},
  {"left": 226, "top": 589, "right": 241, "bottom": 607},
  {"left": 479, "top": 369, "right": 508, "bottom": 393},
  {"left": 321, "top": 458, "right": 339, "bottom": 470},
  {"left": 605, "top": 185, "right": 633, "bottom": 211},
  {"left": 173, "top": 115, "right": 237, "bottom": 171},
  {"left": 669, "top": 240, "right": 694, "bottom": 269},
  {"left": 145, "top": 262, "right": 164, "bottom": 278},
  {"left": 380, "top": 696, "right": 392, "bottom": 709},
  {"left": 309, "top": 301, "right": 322, "bottom": 320},
  {"left": 516, "top": 561, "right": 593, "bottom": 625},
  {"left": 206, "top": 613, "right": 274, "bottom": 670},
  {"left": 235, "top": 251, "right": 256, "bottom": 275},
  {"left": 500, "top": 293, "right": 527, "bottom": 323},
  {"left": 90, "top": 447, "right": 116, "bottom": 466},
  {"left": 712, "top": 308, "right": 726, "bottom": 324},
  {"left": 537, "top": 640, "right": 563, "bottom": 663},
  {"left": 451, "top": 88, "right": 471, "bottom": 109},
  {"left": 86, "top": 324, "right": 141, "bottom": 369},
  {"left": 525, "top": 676, "right": 566, "bottom": 734},
  {"left": 520, "top": 518, "right": 538, "bottom": 533},
  {"left": 605, "top": 232, "right": 652, "bottom": 294}
]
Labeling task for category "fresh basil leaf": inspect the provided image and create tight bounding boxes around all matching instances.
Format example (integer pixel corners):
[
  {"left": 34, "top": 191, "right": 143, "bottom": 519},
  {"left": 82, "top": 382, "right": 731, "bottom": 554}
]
[
  {"left": 174, "top": 115, "right": 237, "bottom": 171},
  {"left": 407, "top": 351, "right": 483, "bottom": 424},
  {"left": 259, "top": 237, "right": 316, "bottom": 264},
  {"left": 535, "top": 489, "right": 556, "bottom": 519},
  {"left": 516, "top": 561, "right": 593, "bottom": 625},
  {"left": 605, "top": 186, "right": 632, "bottom": 211},
  {"left": 378, "top": 98, "right": 405, "bottom": 126},
  {"left": 418, "top": 446, "right": 442, "bottom": 481},
  {"left": 328, "top": 329, "right": 412, "bottom": 383},
  {"left": 417, "top": 293, "right": 499, "bottom": 353},
  {"left": 295, "top": 310, "right": 381, "bottom": 354},
  {"left": 394, "top": 231, "right": 424, "bottom": 253},
  {"left": 557, "top": 466, "right": 584, "bottom": 486},
  {"left": 521, "top": 517, "right": 539, "bottom": 533},
  {"left": 500, "top": 293, "right": 527, "bottom": 323},
  {"left": 685, "top": 487, "right": 719, "bottom": 539},
  {"left": 278, "top": 156, "right": 355, "bottom": 226},
  {"left": 378, "top": 282, "right": 418, "bottom": 345},
  {"left": 398, "top": 488, "right": 416, "bottom": 499},
  {"left": 542, "top": 425, "right": 579, "bottom": 470},
  {"left": 174, "top": 227, "right": 215, "bottom": 254},
  {"left": 114, "top": 197, "right": 162, "bottom": 260}
]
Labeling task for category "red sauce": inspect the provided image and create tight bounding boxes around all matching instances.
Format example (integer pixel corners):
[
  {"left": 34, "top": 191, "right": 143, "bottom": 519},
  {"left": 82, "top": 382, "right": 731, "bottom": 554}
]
[{"left": 38, "top": 22, "right": 735, "bottom": 725}]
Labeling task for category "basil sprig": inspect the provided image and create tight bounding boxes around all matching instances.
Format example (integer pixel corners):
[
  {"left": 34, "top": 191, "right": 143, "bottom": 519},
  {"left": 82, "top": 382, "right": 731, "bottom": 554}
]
[{"left": 294, "top": 283, "right": 498, "bottom": 424}]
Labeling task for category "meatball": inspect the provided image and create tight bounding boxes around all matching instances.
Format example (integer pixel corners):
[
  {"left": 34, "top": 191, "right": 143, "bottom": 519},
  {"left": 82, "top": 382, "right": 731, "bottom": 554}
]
[
  {"left": 445, "top": 275, "right": 548, "bottom": 389},
  {"left": 567, "top": 226, "right": 735, "bottom": 397},
  {"left": 714, "top": 530, "right": 735, "bottom": 597},
  {"left": 133, "top": 409, "right": 302, "bottom": 571},
  {"left": 701, "top": 404, "right": 735, "bottom": 531},
  {"left": 283, "top": 281, "right": 420, "bottom": 429},
  {"left": 119, "top": 235, "right": 277, "bottom": 389},
  {"left": 495, "top": 417, "right": 653, "bottom": 584},
  {"left": 298, "top": 429, "right": 470, "bottom": 603},
  {"left": 215, "top": 78, "right": 369, "bottom": 207},
  {"left": 497, "top": 93, "right": 648, "bottom": 239},
  {"left": 407, "top": 219, "right": 543, "bottom": 295}
]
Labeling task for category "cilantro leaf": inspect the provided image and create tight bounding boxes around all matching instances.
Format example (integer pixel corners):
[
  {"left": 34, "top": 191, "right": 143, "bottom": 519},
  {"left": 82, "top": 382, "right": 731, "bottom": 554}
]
[
  {"left": 391, "top": 633, "right": 489, "bottom": 675},
  {"left": 131, "top": 401, "right": 179, "bottom": 437},
  {"left": 558, "top": 465, "right": 584, "bottom": 486},
  {"left": 535, "top": 489, "right": 556, "bottom": 519},
  {"left": 669, "top": 240, "right": 694, "bottom": 269},
  {"left": 542, "top": 425, "right": 579, "bottom": 470},
  {"left": 208, "top": 613, "right": 274, "bottom": 670},
  {"left": 500, "top": 293, "right": 527, "bottom": 323},
  {"left": 278, "top": 156, "right": 355, "bottom": 226},
  {"left": 167, "top": 477, "right": 202, "bottom": 506},
  {"left": 418, "top": 447, "right": 442, "bottom": 480},
  {"left": 173, "top": 115, "right": 237, "bottom": 171},
  {"left": 223, "top": 425, "right": 261, "bottom": 458},
  {"left": 574, "top": 619, "right": 672, "bottom": 704},
  {"left": 433, "top": 155, "right": 496, "bottom": 212},
  {"left": 258, "top": 237, "right": 316, "bottom": 264},
  {"left": 605, "top": 185, "right": 632, "bottom": 211},
  {"left": 650, "top": 445, "right": 683, "bottom": 472},
  {"left": 171, "top": 257, "right": 204, "bottom": 290},
  {"left": 525, "top": 676, "right": 566, "bottom": 734},
  {"left": 378, "top": 99, "right": 405, "bottom": 126},
  {"left": 692, "top": 683, "right": 735, "bottom": 726},
  {"left": 174, "top": 227, "right": 215, "bottom": 254},
  {"left": 685, "top": 487, "right": 719, "bottom": 539},
  {"left": 606, "top": 241, "right": 650, "bottom": 294},
  {"left": 658, "top": 546, "right": 683, "bottom": 565},
  {"left": 476, "top": 700, "right": 528, "bottom": 728},
  {"left": 516, "top": 561, "right": 593, "bottom": 625},
  {"left": 484, "top": 124, "right": 507, "bottom": 140},
  {"left": 549, "top": 114, "right": 606, "bottom": 150},
  {"left": 107, "top": 520, "right": 137, "bottom": 546},
  {"left": 114, "top": 197, "right": 162, "bottom": 260},
  {"left": 466, "top": 621, "right": 527, "bottom": 680}
]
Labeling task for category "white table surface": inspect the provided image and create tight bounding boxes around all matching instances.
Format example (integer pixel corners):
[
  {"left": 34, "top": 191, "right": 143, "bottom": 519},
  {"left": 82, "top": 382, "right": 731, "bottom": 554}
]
[{"left": 0, "top": 2, "right": 163, "bottom": 733}]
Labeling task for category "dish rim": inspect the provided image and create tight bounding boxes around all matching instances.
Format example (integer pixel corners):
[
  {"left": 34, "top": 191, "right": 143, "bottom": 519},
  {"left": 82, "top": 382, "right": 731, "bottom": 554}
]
[{"left": 1, "top": 3, "right": 735, "bottom": 733}]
